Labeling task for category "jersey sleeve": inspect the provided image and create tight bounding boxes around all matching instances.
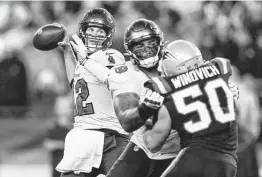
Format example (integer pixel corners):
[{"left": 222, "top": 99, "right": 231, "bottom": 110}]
[
  {"left": 211, "top": 57, "right": 232, "bottom": 75},
  {"left": 211, "top": 57, "right": 233, "bottom": 83},
  {"left": 107, "top": 64, "right": 137, "bottom": 98},
  {"left": 106, "top": 48, "right": 126, "bottom": 66},
  {"left": 83, "top": 59, "right": 111, "bottom": 83}
]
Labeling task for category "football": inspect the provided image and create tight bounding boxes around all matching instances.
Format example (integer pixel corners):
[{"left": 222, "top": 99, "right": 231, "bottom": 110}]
[{"left": 33, "top": 23, "right": 66, "bottom": 51}]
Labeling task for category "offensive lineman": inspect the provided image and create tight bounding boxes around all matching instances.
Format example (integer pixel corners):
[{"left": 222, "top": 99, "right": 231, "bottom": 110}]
[{"left": 106, "top": 19, "right": 180, "bottom": 177}]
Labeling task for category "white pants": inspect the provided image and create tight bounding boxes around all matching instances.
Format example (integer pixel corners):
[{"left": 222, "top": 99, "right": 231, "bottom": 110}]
[{"left": 56, "top": 127, "right": 104, "bottom": 174}]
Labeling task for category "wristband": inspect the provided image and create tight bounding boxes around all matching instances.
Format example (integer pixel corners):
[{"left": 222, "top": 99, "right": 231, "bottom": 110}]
[{"left": 138, "top": 103, "right": 157, "bottom": 120}]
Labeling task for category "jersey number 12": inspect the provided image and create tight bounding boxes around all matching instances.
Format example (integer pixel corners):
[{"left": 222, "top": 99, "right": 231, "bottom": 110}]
[{"left": 75, "top": 79, "right": 94, "bottom": 116}]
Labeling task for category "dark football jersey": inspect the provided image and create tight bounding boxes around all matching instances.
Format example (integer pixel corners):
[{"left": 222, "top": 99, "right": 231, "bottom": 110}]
[{"left": 145, "top": 58, "right": 238, "bottom": 158}]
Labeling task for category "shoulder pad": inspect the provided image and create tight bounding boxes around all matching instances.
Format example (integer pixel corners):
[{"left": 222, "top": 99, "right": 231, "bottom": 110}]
[
  {"left": 105, "top": 48, "right": 126, "bottom": 65},
  {"left": 107, "top": 64, "right": 137, "bottom": 96},
  {"left": 211, "top": 57, "right": 232, "bottom": 75},
  {"left": 108, "top": 64, "right": 129, "bottom": 87}
]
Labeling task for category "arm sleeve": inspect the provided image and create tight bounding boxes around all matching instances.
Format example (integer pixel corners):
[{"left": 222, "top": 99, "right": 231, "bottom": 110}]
[
  {"left": 211, "top": 57, "right": 232, "bottom": 83},
  {"left": 211, "top": 57, "right": 232, "bottom": 75}
]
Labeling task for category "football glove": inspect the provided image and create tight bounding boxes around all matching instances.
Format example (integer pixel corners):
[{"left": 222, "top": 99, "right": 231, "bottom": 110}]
[
  {"left": 70, "top": 34, "right": 88, "bottom": 65},
  {"left": 138, "top": 88, "right": 164, "bottom": 119},
  {"left": 141, "top": 88, "right": 164, "bottom": 109}
]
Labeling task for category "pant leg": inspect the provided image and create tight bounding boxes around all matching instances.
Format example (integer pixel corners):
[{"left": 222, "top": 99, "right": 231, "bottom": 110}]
[
  {"left": 100, "top": 133, "right": 129, "bottom": 174},
  {"left": 147, "top": 158, "right": 173, "bottom": 177},
  {"left": 162, "top": 147, "right": 237, "bottom": 177},
  {"left": 162, "top": 148, "right": 202, "bottom": 177},
  {"left": 236, "top": 142, "right": 259, "bottom": 177},
  {"left": 60, "top": 133, "right": 127, "bottom": 177},
  {"left": 51, "top": 150, "right": 63, "bottom": 177},
  {"left": 106, "top": 142, "right": 151, "bottom": 177}
]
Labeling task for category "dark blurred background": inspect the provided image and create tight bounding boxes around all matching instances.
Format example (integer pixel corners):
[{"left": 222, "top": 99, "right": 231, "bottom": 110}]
[{"left": 0, "top": 1, "right": 261, "bottom": 177}]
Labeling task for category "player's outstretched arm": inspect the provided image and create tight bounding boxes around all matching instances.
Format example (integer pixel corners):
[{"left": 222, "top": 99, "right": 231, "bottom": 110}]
[
  {"left": 114, "top": 92, "right": 147, "bottom": 132},
  {"left": 64, "top": 45, "right": 77, "bottom": 85},
  {"left": 143, "top": 105, "right": 172, "bottom": 153},
  {"left": 114, "top": 89, "right": 164, "bottom": 132}
]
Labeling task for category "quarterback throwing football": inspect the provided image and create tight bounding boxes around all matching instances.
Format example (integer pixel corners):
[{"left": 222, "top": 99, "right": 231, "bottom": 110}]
[{"left": 56, "top": 8, "right": 129, "bottom": 177}]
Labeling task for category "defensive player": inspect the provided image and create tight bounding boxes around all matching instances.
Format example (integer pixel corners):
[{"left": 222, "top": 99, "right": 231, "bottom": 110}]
[
  {"left": 55, "top": 8, "right": 129, "bottom": 177},
  {"left": 143, "top": 40, "right": 238, "bottom": 177}
]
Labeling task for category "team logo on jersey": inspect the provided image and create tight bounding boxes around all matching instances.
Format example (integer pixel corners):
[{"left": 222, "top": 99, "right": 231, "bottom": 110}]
[{"left": 108, "top": 55, "right": 115, "bottom": 64}]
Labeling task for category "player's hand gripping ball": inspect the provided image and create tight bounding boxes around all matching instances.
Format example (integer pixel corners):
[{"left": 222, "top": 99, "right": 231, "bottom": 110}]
[{"left": 33, "top": 23, "right": 66, "bottom": 51}]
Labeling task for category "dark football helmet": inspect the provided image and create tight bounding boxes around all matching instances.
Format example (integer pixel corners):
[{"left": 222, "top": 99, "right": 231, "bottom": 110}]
[
  {"left": 79, "top": 8, "right": 115, "bottom": 53},
  {"left": 124, "top": 18, "right": 164, "bottom": 68}
]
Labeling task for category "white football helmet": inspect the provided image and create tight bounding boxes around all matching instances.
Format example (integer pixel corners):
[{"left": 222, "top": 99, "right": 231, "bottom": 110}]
[{"left": 159, "top": 40, "right": 204, "bottom": 76}]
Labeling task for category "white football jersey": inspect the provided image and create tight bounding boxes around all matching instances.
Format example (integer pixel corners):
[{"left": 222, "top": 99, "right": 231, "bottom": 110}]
[
  {"left": 72, "top": 49, "right": 127, "bottom": 135},
  {"left": 109, "top": 61, "right": 181, "bottom": 159}
]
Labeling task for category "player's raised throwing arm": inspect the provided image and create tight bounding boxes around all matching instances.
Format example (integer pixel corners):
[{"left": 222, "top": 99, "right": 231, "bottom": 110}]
[{"left": 58, "top": 33, "right": 77, "bottom": 86}]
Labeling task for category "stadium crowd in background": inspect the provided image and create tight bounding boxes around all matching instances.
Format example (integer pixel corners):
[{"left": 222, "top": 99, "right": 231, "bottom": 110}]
[{"left": 0, "top": 1, "right": 262, "bottom": 177}]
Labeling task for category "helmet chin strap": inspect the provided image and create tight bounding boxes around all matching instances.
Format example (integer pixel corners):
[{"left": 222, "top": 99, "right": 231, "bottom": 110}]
[{"left": 137, "top": 55, "right": 159, "bottom": 68}]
